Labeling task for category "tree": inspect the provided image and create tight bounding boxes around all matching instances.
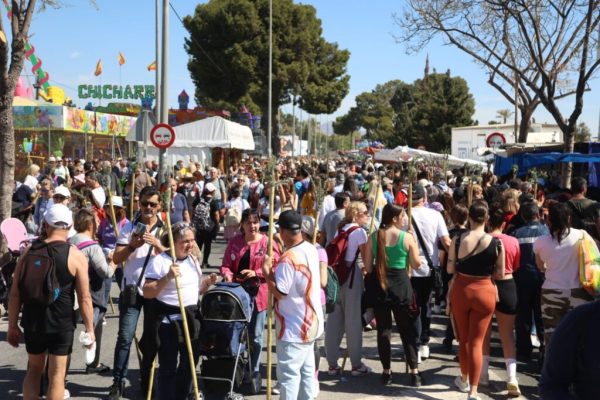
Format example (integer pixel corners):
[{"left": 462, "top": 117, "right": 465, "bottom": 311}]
[
  {"left": 332, "top": 80, "right": 405, "bottom": 143},
  {"left": 397, "top": 0, "right": 600, "bottom": 186},
  {"left": 488, "top": 120, "right": 500, "bottom": 125},
  {"left": 391, "top": 71, "right": 476, "bottom": 152},
  {"left": 496, "top": 108, "right": 514, "bottom": 124},
  {"left": 184, "top": 0, "right": 350, "bottom": 156},
  {"left": 575, "top": 122, "right": 592, "bottom": 142},
  {"left": 0, "top": 1, "right": 51, "bottom": 228}
]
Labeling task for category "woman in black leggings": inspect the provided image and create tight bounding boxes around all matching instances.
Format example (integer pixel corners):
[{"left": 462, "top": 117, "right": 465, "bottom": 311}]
[{"left": 364, "top": 204, "right": 423, "bottom": 387}]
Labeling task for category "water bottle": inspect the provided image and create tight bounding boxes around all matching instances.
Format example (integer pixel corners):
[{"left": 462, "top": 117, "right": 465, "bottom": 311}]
[{"left": 78, "top": 331, "right": 96, "bottom": 365}]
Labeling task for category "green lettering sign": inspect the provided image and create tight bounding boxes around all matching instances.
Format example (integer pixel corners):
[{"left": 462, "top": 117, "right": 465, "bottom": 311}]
[{"left": 77, "top": 84, "right": 156, "bottom": 100}]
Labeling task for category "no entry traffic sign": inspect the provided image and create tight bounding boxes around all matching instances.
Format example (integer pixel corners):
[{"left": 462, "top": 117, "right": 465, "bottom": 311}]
[
  {"left": 486, "top": 132, "right": 506, "bottom": 148},
  {"left": 150, "top": 123, "right": 176, "bottom": 149}
]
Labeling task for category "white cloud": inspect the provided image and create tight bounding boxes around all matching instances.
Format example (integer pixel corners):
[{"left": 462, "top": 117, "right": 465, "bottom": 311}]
[{"left": 69, "top": 51, "right": 80, "bottom": 60}]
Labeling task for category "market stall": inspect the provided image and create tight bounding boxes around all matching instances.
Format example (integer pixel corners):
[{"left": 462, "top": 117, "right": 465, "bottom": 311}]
[{"left": 374, "top": 145, "right": 487, "bottom": 168}]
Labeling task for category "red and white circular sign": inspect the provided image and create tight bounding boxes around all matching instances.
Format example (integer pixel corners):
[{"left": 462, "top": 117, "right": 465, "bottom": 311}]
[
  {"left": 486, "top": 132, "right": 506, "bottom": 148},
  {"left": 150, "top": 123, "right": 176, "bottom": 149}
]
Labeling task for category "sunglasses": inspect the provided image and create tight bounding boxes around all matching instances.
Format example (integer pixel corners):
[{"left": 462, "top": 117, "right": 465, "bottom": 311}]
[
  {"left": 53, "top": 195, "right": 69, "bottom": 201},
  {"left": 141, "top": 200, "right": 159, "bottom": 208}
]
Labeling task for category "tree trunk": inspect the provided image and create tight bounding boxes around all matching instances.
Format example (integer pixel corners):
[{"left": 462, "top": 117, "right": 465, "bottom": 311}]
[
  {"left": 0, "top": 96, "right": 16, "bottom": 223},
  {"left": 517, "top": 106, "right": 533, "bottom": 143},
  {"left": 560, "top": 125, "right": 576, "bottom": 188}
]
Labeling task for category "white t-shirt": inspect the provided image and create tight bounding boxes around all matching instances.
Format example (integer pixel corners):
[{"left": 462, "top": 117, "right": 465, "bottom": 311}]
[
  {"left": 226, "top": 197, "right": 250, "bottom": 215},
  {"left": 340, "top": 223, "right": 368, "bottom": 263},
  {"left": 319, "top": 195, "right": 336, "bottom": 228},
  {"left": 116, "top": 220, "right": 162, "bottom": 295},
  {"left": 145, "top": 252, "right": 201, "bottom": 307},
  {"left": 274, "top": 241, "right": 324, "bottom": 343},
  {"left": 23, "top": 175, "right": 38, "bottom": 193},
  {"left": 534, "top": 228, "right": 583, "bottom": 290},
  {"left": 404, "top": 206, "right": 449, "bottom": 278}
]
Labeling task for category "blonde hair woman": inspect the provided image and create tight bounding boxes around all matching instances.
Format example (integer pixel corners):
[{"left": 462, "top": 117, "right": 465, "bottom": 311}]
[
  {"left": 325, "top": 201, "right": 372, "bottom": 376},
  {"left": 24, "top": 164, "right": 40, "bottom": 193}
]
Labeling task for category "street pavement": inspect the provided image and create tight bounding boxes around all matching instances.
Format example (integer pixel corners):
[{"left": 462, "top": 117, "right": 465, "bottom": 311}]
[{"left": 0, "top": 237, "right": 542, "bottom": 399}]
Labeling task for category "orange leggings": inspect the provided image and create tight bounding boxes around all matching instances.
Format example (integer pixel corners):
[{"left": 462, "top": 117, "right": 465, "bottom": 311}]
[{"left": 449, "top": 274, "right": 496, "bottom": 386}]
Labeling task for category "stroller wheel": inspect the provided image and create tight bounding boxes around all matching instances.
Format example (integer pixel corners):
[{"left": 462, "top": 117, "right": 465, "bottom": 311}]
[
  {"left": 225, "top": 393, "right": 244, "bottom": 400},
  {"left": 249, "top": 371, "right": 261, "bottom": 395}
]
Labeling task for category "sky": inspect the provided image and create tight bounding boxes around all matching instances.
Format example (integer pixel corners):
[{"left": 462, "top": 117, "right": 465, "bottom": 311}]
[{"left": 14, "top": 0, "right": 600, "bottom": 136}]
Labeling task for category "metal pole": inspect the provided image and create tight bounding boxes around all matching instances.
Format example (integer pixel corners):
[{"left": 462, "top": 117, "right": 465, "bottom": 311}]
[
  {"left": 267, "top": 0, "right": 273, "bottom": 159},
  {"left": 291, "top": 95, "right": 296, "bottom": 159},
  {"left": 158, "top": 0, "right": 169, "bottom": 185},
  {"left": 151, "top": 0, "right": 160, "bottom": 164},
  {"left": 514, "top": 71, "right": 519, "bottom": 141}
]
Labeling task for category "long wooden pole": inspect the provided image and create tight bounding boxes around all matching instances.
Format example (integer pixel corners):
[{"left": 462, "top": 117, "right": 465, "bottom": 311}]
[
  {"left": 368, "top": 183, "right": 380, "bottom": 235},
  {"left": 130, "top": 175, "right": 136, "bottom": 222},
  {"left": 408, "top": 182, "right": 413, "bottom": 229},
  {"left": 105, "top": 189, "right": 118, "bottom": 314},
  {"left": 266, "top": 169, "right": 277, "bottom": 399},
  {"left": 165, "top": 189, "right": 200, "bottom": 400}
]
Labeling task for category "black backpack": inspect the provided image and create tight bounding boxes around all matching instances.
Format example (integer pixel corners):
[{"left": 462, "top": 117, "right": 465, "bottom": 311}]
[
  {"left": 193, "top": 197, "right": 214, "bottom": 232},
  {"left": 19, "top": 240, "right": 67, "bottom": 306}
]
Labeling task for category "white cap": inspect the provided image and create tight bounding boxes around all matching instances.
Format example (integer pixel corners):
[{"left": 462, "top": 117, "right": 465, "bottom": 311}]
[
  {"left": 56, "top": 156, "right": 62, "bottom": 161},
  {"left": 111, "top": 196, "right": 124, "bottom": 208},
  {"left": 44, "top": 204, "right": 73, "bottom": 228},
  {"left": 53, "top": 185, "right": 71, "bottom": 198},
  {"left": 204, "top": 182, "right": 216, "bottom": 192},
  {"left": 301, "top": 216, "right": 316, "bottom": 237},
  {"left": 418, "top": 178, "right": 431, "bottom": 188},
  {"left": 48, "top": 156, "right": 56, "bottom": 162}
]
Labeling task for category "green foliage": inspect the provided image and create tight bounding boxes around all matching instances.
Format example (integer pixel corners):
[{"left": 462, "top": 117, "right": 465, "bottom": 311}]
[
  {"left": 575, "top": 122, "right": 592, "bottom": 143},
  {"left": 333, "top": 80, "right": 405, "bottom": 142},
  {"left": 391, "top": 71, "right": 475, "bottom": 152},
  {"left": 183, "top": 0, "right": 350, "bottom": 154},
  {"left": 496, "top": 109, "right": 514, "bottom": 124}
]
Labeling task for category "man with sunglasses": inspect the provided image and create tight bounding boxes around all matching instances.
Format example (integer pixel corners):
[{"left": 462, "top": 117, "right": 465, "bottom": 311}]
[{"left": 108, "top": 186, "right": 166, "bottom": 400}]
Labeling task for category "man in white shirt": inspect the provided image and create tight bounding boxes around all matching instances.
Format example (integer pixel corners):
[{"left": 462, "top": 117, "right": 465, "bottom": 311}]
[
  {"left": 263, "top": 211, "right": 324, "bottom": 400},
  {"left": 407, "top": 184, "right": 450, "bottom": 360},
  {"left": 108, "top": 186, "right": 166, "bottom": 400}
]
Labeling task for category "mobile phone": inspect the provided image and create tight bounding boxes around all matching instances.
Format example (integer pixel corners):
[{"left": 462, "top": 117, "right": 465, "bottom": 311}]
[{"left": 132, "top": 222, "right": 146, "bottom": 237}]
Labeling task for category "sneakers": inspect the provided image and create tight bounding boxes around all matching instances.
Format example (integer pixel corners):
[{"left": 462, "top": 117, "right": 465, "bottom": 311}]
[
  {"left": 351, "top": 364, "right": 372, "bottom": 376},
  {"left": 410, "top": 373, "right": 422, "bottom": 387},
  {"left": 467, "top": 396, "right": 481, "bottom": 400},
  {"left": 531, "top": 334, "right": 541, "bottom": 348},
  {"left": 381, "top": 371, "right": 392, "bottom": 385},
  {"left": 419, "top": 344, "right": 430, "bottom": 360},
  {"left": 507, "top": 378, "right": 521, "bottom": 397},
  {"left": 454, "top": 375, "right": 470, "bottom": 393},
  {"left": 271, "top": 384, "right": 280, "bottom": 395},
  {"left": 108, "top": 381, "right": 123, "bottom": 400},
  {"left": 63, "top": 389, "right": 70, "bottom": 399},
  {"left": 327, "top": 365, "right": 341, "bottom": 376}
]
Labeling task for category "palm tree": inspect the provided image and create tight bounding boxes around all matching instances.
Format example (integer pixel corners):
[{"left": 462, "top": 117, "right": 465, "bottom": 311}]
[{"left": 496, "top": 109, "right": 514, "bottom": 124}]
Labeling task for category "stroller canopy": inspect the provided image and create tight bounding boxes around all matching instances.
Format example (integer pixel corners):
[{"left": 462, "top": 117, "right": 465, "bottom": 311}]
[{"left": 201, "top": 282, "right": 252, "bottom": 322}]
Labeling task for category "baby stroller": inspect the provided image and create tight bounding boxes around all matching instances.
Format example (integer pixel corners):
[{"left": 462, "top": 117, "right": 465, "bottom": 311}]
[
  {"left": 199, "top": 282, "right": 257, "bottom": 400},
  {"left": 0, "top": 218, "right": 34, "bottom": 313}
]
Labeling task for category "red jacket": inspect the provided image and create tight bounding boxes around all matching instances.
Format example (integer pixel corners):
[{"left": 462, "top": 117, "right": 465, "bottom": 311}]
[{"left": 220, "top": 233, "right": 281, "bottom": 312}]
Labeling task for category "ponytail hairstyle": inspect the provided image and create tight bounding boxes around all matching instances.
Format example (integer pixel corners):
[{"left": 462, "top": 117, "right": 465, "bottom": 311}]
[{"left": 375, "top": 204, "right": 404, "bottom": 291}]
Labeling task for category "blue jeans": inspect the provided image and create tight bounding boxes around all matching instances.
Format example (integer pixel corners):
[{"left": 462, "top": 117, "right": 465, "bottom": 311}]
[
  {"left": 248, "top": 307, "right": 266, "bottom": 373},
  {"left": 276, "top": 340, "right": 316, "bottom": 400},
  {"left": 157, "top": 321, "right": 200, "bottom": 400},
  {"left": 112, "top": 293, "right": 144, "bottom": 383}
]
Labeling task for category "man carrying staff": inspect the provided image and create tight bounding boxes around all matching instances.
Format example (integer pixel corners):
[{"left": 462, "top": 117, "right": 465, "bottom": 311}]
[
  {"left": 108, "top": 186, "right": 167, "bottom": 400},
  {"left": 263, "top": 210, "right": 324, "bottom": 400}
]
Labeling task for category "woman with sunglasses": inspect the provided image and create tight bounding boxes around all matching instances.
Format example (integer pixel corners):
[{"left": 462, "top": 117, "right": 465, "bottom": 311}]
[
  {"left": 143, "top": 222, "right": 217, "bottom": 400},
  {"left": 221, "top": 208, "right": 281, "bottom": 391}
]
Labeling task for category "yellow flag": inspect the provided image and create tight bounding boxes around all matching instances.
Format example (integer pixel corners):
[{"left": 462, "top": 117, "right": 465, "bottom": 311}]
[
  {"left": 147, "top": 60, "right": 156, "bottom": 71},
  {"left": 118, "top": 52, "right": 126, "bottom": 66},
  {"left": 0, "top": 31, "right": 6, "bottom": 44},
  {"left": 94, "top": 59, "right": 102, "bottom": 76}
]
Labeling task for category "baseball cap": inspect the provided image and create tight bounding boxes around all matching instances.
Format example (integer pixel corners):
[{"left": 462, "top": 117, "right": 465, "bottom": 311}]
[
  {"left": 48, "top": 156, "right": 56, "bottom": 162},
  {"left": 111, "top": 196, "right": 124, "bottom": 208},
  {"left": 301, "top": 216, "right": 316, "bottom": 237},
  {"left": 204, "top": 182, "right": 216, "bottom": 193},
  {"left": 53, "top": 185, "right": 71, "bottom": 198},
  {"left": 412, "top": 183, "right": 426, "bottom": 200},
  {"left": 44, "top": 204, "right": 73, "bottom": 228},
  {"left": 278, "top": 210, "right": 302, "bottom": 231}
]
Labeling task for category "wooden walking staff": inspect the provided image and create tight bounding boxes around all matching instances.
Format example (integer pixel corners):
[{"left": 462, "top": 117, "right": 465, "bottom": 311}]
[
  {"left": 266, "top": 165, "right": 278, "bottom": 400},
  {"left": 161, "top": 188, "right": 201, "bottom": 400},
  {"left": 130, "top": 174, "right": 136, "bottom": 222},
  {"left": 105, "top": 188, "right": 119, "bottom": 314}
]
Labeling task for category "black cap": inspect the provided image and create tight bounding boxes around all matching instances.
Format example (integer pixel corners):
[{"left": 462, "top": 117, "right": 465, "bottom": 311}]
[
  {"left": 278, "top": 210, "right": 302, "bottom": 231},
  {"left": 412, "top": 183, "right": 426, "bottom": 200}
]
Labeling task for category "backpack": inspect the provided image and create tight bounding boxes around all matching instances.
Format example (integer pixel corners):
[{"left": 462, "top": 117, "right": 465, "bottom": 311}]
[
  {"left": 19, "top": 240, "right": 67, "bottom": 306},
  {"left": 225, "top": 206, "right": 242, "bottom": 227},
  {"left": 325, "top": 265, "right": 340, "bottom": 313},
  {"left": 193, "top": 197, "right": 214, "bottom": 232},
  {"left": 325, "top": 226, "right": 361, "bottom": 288},
  {"left": 578, "top": 231, "right": 600, "bottom": 297}
]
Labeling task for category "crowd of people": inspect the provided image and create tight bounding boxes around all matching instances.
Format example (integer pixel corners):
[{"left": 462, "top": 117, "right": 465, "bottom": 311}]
[{"left": 4, "top": 154, "right": 600, "bottom": 400}]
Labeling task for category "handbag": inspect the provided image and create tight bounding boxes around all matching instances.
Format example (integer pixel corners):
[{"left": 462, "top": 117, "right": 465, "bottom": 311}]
[
  {"left": 411, "top": 219, "right": 443, "bottom": 291},
  {"left": 578, "top": 230, "right": 600, "bottom": 297}
]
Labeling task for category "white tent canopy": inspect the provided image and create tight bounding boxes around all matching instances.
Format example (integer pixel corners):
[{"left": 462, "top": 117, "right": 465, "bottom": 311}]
[
  {"left": 374, "top": 146, "right": 487, "bottom": 168},
  {"left": 165, "top": 116, "right": 255, "bottom": 150}
]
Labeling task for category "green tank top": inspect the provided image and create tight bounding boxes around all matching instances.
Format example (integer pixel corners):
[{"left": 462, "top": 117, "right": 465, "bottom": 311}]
[{"left": 371, "top": 230, "right": 408, "bottom": 270}]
